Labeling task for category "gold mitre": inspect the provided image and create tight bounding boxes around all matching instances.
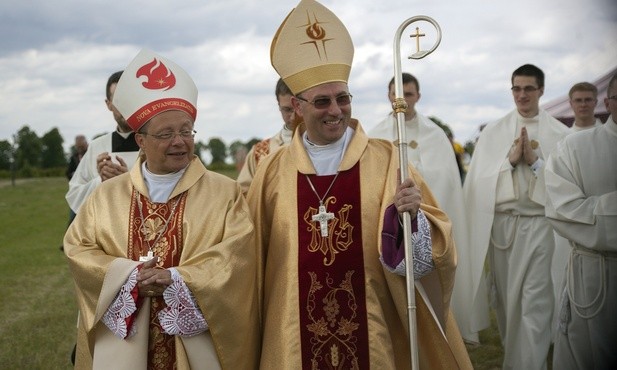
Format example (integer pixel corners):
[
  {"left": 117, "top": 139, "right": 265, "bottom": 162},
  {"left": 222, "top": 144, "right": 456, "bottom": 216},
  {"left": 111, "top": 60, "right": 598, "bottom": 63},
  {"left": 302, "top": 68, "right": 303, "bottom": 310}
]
[{"left": 270, "top": 0, "right": 354, "bottom": 95}]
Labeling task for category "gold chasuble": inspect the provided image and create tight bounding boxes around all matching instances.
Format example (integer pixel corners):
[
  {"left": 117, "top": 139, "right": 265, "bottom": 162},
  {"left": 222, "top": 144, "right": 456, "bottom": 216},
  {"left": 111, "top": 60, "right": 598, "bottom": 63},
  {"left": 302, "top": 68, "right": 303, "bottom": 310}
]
[
  {"left": 248, "top": 121, "right": 472, "bottom": 369},
  {"left": 65, "top": 156, "right": 260, "bottom": 370}
]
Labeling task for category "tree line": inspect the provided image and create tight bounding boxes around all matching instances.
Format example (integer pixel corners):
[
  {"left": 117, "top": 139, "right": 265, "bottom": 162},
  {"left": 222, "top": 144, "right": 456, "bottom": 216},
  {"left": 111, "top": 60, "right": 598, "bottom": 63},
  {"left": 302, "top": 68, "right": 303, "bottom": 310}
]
[
  {"left": 0, "top": 125, "right": 263, "bottom": 179},
  {"left": 1, "top": 118, "right": 476, "bottom": 179}
]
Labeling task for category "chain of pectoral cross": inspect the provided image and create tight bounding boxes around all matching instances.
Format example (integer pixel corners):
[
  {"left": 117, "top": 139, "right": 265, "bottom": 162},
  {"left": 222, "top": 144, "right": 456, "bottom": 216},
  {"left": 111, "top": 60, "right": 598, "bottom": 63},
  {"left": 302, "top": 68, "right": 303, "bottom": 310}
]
[
  {"left": 305, "top": 173, "right": 340, "bottom": 237},
  {"left": 136, "top": 193, "right": 180, "bottom": 262}
]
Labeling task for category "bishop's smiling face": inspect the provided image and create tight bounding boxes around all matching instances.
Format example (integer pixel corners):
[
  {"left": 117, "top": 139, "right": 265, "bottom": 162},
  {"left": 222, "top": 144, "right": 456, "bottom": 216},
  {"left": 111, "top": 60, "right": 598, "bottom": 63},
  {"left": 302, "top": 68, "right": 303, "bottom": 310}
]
[
  {"left": 136, "top": 110, "right": 195, "bottom": 174},
  {"left": 292, "top": 82, "right": 352, "bottom": 145}
]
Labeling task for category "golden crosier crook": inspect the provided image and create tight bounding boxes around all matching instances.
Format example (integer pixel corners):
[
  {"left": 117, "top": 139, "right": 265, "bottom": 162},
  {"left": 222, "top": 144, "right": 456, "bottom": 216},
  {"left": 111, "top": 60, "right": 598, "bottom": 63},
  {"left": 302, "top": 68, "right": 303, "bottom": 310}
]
[{"left": 391, "top": 15, "right": 442, "bottom": 370}]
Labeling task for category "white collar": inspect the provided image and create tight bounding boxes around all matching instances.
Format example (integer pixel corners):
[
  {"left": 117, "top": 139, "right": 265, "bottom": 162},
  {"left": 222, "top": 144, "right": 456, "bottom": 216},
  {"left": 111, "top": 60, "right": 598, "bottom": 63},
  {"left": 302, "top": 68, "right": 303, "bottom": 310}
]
[
  {"left": 141, "top": 162, "right": 187, "bottom": 203},
  {"left": 116, "top": 130, "right": 133, "bottom": 139},
  {"left": 302, "top": 126, "right": 353, "bottom": 176}
]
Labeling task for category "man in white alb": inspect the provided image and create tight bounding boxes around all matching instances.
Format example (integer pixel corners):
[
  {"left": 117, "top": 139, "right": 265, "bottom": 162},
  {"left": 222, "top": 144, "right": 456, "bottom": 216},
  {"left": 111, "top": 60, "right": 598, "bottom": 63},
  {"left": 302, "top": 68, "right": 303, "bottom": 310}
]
[
  {"left": 551, "top": 81, "right": 603, "bottom": 340},
  {"left": 545, "top": 73, "right": 617, "bottom": 369},
  {"left": 369, "top": 73, "right": 481, "bottom": 342},
  {"left": 65, "top": 71, "right": 140, "bottom": 215},
  {"left": 463, "top": 64, "right": 570, "bottom": 369}
]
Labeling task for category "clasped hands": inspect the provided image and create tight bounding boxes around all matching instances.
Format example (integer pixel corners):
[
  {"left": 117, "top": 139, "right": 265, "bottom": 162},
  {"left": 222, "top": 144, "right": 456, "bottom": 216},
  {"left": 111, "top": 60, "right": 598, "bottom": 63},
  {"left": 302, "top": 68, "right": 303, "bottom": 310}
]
[
  {"left": 137, "top": 256, "right": 172, "bottom": 297},
  {"left": 97, "top": 152, "right": 129, "bottom": 181},
  {"left": 509, "top": 127, "right": 538, "bottom": 167}
]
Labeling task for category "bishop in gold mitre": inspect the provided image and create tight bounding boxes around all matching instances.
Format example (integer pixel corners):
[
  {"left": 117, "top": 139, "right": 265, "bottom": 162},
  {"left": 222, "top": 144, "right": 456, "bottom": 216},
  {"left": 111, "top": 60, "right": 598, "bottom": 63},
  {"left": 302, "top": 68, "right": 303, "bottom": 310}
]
[{"left": 247, "top": 1, "right": 473, "bottom": 369}]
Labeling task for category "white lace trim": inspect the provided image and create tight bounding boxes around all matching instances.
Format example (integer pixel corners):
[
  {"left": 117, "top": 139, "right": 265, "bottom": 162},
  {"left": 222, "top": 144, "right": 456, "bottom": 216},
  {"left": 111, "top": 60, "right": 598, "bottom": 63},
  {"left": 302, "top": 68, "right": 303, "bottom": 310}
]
[
  {"left": 158, "top": 269, "right": 208, "bottom": 337},
  {"left": 381, "top": 210, "right": 434, "bottom": 279},
  {"left": 102, "top": 268, "right": 139, "bottom": 339}
]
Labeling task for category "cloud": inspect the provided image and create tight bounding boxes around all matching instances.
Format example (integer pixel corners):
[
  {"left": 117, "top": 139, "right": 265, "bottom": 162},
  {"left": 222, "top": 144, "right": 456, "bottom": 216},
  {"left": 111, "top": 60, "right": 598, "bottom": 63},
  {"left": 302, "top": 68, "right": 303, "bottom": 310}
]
[{"left": 1, "top": 0, "right": 616, "bottom": 151}]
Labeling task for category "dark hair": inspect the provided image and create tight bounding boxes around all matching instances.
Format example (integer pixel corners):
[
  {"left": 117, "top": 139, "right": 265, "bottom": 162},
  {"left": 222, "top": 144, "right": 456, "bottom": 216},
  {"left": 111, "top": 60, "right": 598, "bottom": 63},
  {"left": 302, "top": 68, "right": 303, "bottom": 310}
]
[
  {"left": 275, "top": 78, "right": 292, "bottom": 101},
  {"left": 388, "top": 73, "right": 420, "bottom": 92},
  {"left": 568, "top": 82, "right": 597, "bottom": 99},
  {"left": 511, "top": 64, "right": 544, "bottom": 88},
  {"left": 106, "top": 70, "right": 123, "bottom": 100}
]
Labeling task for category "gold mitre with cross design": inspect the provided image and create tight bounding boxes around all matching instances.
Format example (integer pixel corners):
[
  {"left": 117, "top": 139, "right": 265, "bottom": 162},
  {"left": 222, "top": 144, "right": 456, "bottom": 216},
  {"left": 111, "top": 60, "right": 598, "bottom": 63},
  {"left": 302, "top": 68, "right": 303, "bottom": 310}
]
[
  {"left": 113, "top": 48, "right": 198, "bottom": 132},
  {"left": 270, "top": 0, "right": 354, "bottom": 95}
]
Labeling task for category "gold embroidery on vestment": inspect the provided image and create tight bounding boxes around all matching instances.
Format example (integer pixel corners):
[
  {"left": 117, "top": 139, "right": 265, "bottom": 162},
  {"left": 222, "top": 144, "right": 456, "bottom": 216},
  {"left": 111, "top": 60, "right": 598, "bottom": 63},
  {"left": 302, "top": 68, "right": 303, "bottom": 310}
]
[
  {"left": 304, "top": 196, "right": 353, "bottom": 266},
  {"left": 139, "top": 202, "right": 174, "bottom": 266},
  {"left": 306, "top": 271, "right": 360, "bottom": 369}
]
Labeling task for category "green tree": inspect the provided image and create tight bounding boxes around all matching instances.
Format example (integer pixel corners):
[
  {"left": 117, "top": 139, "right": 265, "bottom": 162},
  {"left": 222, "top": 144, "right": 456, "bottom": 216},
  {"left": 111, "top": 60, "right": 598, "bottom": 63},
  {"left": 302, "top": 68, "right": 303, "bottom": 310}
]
[
  {"left": 228, "top": 140, "right": 246, "bottom": 160},
  {"left": 428, "top": 116, "right": 453, "bottom": 138},
  {"left": 194, "top": 140, "right": 207, "bottom": 161},
  {"left": 464, "top": 140, "right": 475, "bottom": 156},
  {"left": 246, "top": 137, "right": 262, "bottom": 149},
  {"left": 14, "top": 126, "right": 42, "bottom": 170},
  {"left": 207, "top": 137, "right": 227, "bottom": 165},
  {"left": 229, "top": 140, "right": 248, "bottom": 168},
  {"left": 40, "top": 127, "right": 66, "bottom": 168},
  {"left": 0, "top": 140, "right": 12, "bottom": 171}
]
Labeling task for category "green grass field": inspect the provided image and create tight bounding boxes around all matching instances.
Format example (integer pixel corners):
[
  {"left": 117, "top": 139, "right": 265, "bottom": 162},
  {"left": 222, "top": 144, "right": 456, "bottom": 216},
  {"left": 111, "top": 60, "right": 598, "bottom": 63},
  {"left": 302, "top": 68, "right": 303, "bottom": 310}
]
[
  {"left": 0, "top": 177, "right": 515, "bottom": 369},
  {"left": 0, "top": 178, "right": 77, "bottom": 369}
]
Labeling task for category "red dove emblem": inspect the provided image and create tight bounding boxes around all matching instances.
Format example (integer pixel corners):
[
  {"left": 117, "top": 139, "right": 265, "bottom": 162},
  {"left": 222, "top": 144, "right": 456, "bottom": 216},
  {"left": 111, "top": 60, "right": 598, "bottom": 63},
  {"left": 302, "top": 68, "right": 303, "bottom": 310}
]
[{"left": 136, "top": 58, "right": 176, "bottom": 91}]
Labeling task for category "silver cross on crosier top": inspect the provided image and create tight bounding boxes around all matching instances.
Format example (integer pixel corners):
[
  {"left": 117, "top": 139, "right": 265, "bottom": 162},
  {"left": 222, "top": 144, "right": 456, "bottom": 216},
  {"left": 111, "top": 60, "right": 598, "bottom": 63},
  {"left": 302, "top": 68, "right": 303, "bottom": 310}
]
[{"left": 312, "top": 204, "right": 334, "bottom": 237}]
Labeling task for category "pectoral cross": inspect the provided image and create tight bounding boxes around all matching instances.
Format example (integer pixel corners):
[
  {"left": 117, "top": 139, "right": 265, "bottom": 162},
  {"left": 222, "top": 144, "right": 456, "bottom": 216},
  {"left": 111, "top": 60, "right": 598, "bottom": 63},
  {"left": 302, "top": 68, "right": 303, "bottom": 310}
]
[
  {"left": 312, "top": 204, "right": 334, "bottom": 237},
  {"left": 410, "top": 27, "right": 425, "bottom": 53},
  {"left": 139, "top": 250, "right": 154, "bottom": 262}
]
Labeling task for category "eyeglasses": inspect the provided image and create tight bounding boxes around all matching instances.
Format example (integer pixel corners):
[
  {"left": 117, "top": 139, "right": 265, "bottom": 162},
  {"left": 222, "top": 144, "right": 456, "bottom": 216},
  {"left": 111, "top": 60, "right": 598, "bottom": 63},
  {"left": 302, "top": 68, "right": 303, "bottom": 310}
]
[
  {"left": 140, "top": 129, "right": 196, "bottom": 141},
  {"left": 511, "top": 86, "right": 540, "bottom": 94},
  {"left": 571, "top": 98, "right": 597, "bottom": 105},
  {"left": 296, "top": 93, "right": 353, "bottom": 109}
]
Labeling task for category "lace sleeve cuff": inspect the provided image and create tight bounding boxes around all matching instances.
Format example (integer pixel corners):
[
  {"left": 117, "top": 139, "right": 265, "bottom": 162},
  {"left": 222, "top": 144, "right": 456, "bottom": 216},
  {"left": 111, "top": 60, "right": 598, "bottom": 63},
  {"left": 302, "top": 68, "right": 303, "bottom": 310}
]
[
  {"left": 158, "top": 269, "right": 208, "bottom": 337},
  {"left": 380, "top": 210, "right": 434, "bottom": 279},
  {"left": 101, "top": 267, "right": 140, "bottom": 339}
]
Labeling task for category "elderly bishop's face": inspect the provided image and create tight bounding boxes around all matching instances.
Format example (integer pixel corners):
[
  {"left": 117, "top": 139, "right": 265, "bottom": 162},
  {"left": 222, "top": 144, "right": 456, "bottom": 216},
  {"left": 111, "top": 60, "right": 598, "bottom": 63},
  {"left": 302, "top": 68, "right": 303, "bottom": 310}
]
[
  {"left": 136, "top": 110, "right": 195, "bottom": 175},
  {"left": 292, "top": 82, "right": 352, "bottom": 145}
]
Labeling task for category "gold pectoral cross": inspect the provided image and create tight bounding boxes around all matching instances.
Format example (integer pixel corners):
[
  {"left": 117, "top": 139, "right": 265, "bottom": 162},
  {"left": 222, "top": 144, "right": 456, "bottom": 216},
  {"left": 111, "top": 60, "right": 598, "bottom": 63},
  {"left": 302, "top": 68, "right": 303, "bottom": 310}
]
[{"left": 312, "top": 204, "right": 335, "bottom": 237}]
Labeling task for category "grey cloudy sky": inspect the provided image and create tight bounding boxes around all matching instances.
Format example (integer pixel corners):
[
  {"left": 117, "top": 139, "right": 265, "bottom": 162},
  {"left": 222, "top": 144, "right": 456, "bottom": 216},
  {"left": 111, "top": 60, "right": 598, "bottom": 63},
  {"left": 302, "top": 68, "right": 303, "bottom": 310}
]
[{"left": 1, "top": 0, "right": 616, "bottom": 152}]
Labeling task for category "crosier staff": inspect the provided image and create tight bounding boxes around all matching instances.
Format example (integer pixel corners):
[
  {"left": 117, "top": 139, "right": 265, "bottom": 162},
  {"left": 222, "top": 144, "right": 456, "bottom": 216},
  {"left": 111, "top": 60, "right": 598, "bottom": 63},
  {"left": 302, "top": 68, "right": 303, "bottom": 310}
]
[{"left": 391, "top": 15, "right": 442, "bottom": 369}]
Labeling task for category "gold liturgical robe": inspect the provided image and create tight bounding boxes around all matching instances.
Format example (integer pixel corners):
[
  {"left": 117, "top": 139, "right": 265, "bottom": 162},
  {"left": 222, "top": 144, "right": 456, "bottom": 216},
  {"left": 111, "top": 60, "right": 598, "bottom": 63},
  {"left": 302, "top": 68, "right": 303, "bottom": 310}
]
[
  {"left": 64, "top": 156, "right": 260, "bottom": 370},
  {"left": 247, "top": 120, "right": 471, "bottom": 369}
]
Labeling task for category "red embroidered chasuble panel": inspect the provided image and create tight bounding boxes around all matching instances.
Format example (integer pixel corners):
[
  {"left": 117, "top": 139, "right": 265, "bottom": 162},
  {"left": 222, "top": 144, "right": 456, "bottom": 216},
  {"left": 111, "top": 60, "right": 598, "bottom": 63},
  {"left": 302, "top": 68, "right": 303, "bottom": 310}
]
[
  {"left": 297, "top": 164, "right": 369, "bottom": 369},
  {"left": 128, "top": 191, "right": 186, "bottom": 370}
]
